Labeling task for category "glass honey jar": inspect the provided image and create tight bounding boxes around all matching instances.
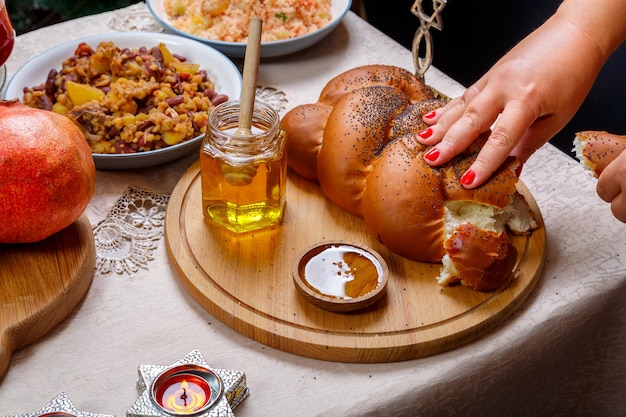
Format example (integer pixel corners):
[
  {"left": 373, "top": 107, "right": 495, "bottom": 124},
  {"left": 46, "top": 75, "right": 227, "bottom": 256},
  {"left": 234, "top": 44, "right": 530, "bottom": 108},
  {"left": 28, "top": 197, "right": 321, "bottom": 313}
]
[{"left": 200, "top": 100, "right": 287, "bottom": 233}]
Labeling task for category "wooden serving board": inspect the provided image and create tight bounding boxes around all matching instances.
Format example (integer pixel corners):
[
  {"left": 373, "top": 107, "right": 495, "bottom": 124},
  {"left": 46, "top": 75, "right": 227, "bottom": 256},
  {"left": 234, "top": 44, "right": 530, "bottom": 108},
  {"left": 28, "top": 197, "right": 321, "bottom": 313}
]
[
  {"left": 165, "top": 161, "right": 546, "bottom": 363},
  {"left": 0, "top": 215, "right": 95, "bottom": 378}
]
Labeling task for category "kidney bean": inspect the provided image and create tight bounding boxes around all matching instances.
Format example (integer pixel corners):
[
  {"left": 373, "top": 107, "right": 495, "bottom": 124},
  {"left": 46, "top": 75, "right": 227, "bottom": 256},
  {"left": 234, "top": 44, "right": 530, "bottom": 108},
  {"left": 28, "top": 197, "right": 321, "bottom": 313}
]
[
  {"left": 173, "top": 73, "right": 183, "bottom": 94},
  {"left": 166, "top": 95, "right": 184, "bottom": 107},
  {"left": 107, "top": 126, "right": 119, "bottom": 137},
  {"left": 136, "top": 120, "right": 155, "bottom": 131},
  {"left": 150, "top": 46, "right": 164, "bottom": 65},
  {"left": 137, "top": 104, "right": 155, "bottom": 114},
  {"left": 198, "top": 69, "right": 208, "bottom": 81},
  {"left": 143, "top": 60, "right": 161, "bottom": 82},
  {"left": 45, "top": 69, "right": 58, "bottom": 96},
  {"left": 204, "top": 89, "right": 217, "bottom": 99},
  {"left": 153, "top": 139, "right": 167, "bottom": 149},
  {"left": 37, "top": 95, "right": 53, "bottom": 111},
  {"left": 59, "top": 73, "right": 77, "bottom": 93},
  {"left": 210, "top": 94, "right": 229, "bottom": 106},
  {"left": 173, "top": 53, "right": 187, "bottom": 62},
  {"left": 115, "top": 140, "right": 136, "bottom": 154},
  {"left": 74, "top": 42, "right": 94, "bottom": 57}
]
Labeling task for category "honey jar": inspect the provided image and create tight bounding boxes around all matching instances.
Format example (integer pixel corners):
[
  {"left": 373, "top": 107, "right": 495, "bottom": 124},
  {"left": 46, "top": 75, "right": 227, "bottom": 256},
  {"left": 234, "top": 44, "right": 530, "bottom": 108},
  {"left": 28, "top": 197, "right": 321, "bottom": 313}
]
[{"left": 200, "top": 100, "right": 287, "bottom": 233}]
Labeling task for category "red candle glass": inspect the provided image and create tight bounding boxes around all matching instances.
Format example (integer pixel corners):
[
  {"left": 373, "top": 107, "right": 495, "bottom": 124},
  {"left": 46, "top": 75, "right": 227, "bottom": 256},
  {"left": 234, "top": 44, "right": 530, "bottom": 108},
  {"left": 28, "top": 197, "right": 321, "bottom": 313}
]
[
  {"left": 0, "top": 0, "right": 14, "bottom": 67},
  {"left": 151, "top": 364, "right": 223, "bottom": 415},
  {"left": 38, "top": 413, "right": 77, "bottom": 417}
]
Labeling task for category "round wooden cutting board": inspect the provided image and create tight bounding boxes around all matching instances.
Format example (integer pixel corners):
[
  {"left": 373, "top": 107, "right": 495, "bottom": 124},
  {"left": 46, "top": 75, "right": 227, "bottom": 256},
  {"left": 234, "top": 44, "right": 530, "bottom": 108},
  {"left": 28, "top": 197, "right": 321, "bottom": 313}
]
[
  {"left": 165, "top": 161, "right": 546, "bottom": 363},
  {"left": 0, "top": 215, "right": 95, "bottom": 378}
]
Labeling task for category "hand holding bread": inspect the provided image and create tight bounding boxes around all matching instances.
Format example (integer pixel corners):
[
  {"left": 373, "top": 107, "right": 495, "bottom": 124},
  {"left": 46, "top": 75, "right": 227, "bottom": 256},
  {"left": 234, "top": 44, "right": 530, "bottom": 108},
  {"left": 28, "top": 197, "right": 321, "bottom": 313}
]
[
  {"left": 413, "top": 0, "right": 626, "bottom": 190},
  {"left": 574, "top": 130, "right": 626, "bottom": 222},
  {"left": 283, "top": 65, "right": 538, "bottom": 291}
]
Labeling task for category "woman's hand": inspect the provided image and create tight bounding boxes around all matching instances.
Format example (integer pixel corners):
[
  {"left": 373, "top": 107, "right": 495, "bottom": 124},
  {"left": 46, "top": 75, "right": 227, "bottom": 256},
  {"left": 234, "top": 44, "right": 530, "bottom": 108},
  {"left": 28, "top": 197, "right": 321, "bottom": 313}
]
[
  {"left": 597, "top": 150, "right": 626, "bottom": 222},
  {"left": 416, "top": 0, "right": 626, "bottom": 188}
]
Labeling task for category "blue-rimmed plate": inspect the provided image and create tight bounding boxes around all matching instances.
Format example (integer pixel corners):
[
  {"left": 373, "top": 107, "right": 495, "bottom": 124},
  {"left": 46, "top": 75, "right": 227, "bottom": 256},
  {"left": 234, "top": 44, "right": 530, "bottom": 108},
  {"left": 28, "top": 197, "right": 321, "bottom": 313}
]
[
  {"left": 146, "top": 0, "right": 351, "bottom": 58},
  {"left": 3, "top": 32, "right": 242, "bottom": 170}
]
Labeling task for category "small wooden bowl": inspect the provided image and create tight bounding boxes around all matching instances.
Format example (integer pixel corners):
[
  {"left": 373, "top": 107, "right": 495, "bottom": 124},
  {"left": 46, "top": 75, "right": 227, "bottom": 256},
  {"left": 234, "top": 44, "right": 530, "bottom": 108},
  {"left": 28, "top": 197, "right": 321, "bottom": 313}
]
[{"left": 293, "top": 241, "right": 389, "bottom": 313}]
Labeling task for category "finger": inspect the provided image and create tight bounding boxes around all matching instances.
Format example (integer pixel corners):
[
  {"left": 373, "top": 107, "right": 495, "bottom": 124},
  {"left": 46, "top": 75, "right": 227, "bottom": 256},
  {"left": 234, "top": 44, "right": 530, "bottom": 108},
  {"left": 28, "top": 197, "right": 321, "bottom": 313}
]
[
  {"left": 458, "top": 100, "right": 538, "bottom": 188},
  {"left": 420, "top": 85, "right": 479, "bottom": 125},
  {"left": 508, "top": 115, "right": 562, "bottom": 163},
  {"left": 609, "top": 192, "right": 626, "bottom": 223},
  {"left": 596, "top": 157, "right": 623, "bottom": 203},
  {"left": 596, "top": 153, "right": 626, "bottom": 222},
  {"left": 421, "top": 107, "right": 443, "bottom": 125},
  {"left": 423, "top": 88, "right": 503, "bottom": 166},
  {"left": 597, "top": 180, "right": 619, "bottom": 203},
  {"left": 416, "top": 99, "right": 465, "bottom": 145},
  {"left": 417, "top": 85, "right": 483, "bottom": 144}
]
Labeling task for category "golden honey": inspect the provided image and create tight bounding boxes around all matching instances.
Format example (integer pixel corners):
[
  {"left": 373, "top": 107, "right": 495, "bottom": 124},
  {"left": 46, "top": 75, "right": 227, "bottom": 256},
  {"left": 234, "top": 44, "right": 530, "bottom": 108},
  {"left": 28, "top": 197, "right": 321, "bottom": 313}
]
[
  {"left": 300, "top": 243, "right": 384, "bottom": 299},
  {"left": 200, "top": 101, "right": 286, "bottom": 233}
]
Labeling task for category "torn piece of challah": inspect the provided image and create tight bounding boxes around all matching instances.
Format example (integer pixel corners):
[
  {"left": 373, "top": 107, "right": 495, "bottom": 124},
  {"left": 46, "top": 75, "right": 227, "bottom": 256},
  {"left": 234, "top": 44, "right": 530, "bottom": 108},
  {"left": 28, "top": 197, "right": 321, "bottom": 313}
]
[
  {"left": 283, "top": 65, "right": 537, "bottom": 291},
  {"left": 574, "top": 130, "right": 626, "bottom": 177}
]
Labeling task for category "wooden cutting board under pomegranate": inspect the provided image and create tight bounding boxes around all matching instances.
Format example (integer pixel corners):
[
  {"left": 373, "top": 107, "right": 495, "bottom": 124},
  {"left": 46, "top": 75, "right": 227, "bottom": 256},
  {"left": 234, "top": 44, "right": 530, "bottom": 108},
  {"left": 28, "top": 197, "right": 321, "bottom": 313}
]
[{"left": 0, "top": 99, "right": 96, "bottom": 378}]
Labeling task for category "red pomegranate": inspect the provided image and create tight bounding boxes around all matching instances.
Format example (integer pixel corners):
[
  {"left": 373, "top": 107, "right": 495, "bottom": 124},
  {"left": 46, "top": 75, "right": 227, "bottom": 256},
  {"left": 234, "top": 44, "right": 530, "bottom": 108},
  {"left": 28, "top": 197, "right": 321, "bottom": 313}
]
[{"left": 0, "top": 99, "right": 96, "bottom": 243}]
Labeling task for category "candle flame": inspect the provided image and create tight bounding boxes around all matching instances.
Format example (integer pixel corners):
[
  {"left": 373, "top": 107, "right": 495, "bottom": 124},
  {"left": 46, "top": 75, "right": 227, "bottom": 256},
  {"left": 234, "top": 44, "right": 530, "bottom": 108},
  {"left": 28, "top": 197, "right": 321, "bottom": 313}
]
[{"left": 163, "top": 379, "right": 208, "bottom": 413}]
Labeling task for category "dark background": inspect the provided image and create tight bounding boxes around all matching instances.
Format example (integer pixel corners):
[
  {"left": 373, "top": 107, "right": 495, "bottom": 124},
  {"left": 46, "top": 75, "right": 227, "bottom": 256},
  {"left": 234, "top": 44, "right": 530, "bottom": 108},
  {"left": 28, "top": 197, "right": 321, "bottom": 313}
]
[
  {"left": 361, "top": 0, "right": 626, "bottom": 159},
  {"left": 6, "top": 0, "right": 137, "bottom": 34}
]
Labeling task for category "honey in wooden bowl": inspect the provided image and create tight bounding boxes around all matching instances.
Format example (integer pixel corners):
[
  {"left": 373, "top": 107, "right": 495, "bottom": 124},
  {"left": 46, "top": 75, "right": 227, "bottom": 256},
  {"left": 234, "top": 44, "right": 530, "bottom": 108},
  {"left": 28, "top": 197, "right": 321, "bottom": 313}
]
[{"left": 293, "top": 242, "right": 389, "bottom": 313}]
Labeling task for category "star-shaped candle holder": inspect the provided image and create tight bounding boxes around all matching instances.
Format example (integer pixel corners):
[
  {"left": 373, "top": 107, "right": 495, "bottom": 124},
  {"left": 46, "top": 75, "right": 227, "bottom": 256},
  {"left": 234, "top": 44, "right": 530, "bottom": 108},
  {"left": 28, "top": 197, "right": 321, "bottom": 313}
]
[
  {"left": 127, "top": 350, "right": 249, "bottom": 417},
  {"left": 5, "top": 392, "right": 114, "bottom": 417}
]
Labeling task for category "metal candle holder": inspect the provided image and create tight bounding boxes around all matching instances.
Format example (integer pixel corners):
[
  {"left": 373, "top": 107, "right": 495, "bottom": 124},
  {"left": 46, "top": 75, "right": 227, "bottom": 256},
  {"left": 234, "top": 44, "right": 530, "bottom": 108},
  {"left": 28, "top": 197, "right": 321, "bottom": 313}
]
[
  {"left": 127, "top": 350, "right": 249, "bottom": 417},
  {"left": 5, "top": 392, "right": 114, "bottom": 417},
  {"left": 411, "top": 0, "right": 447, "bottom": 82}
]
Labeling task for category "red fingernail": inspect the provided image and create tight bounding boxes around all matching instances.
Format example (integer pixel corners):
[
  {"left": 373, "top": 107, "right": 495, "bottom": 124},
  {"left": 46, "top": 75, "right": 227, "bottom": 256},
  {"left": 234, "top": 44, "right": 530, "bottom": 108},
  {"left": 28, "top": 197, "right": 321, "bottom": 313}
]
[
  {"left": 424, "top": 147, "right": 440, "bottom": 162},
  {"left": 424, "top": 110, "right": 436, "bottom": 119},
  {"left": 418, "top": 127, "right": 433, "bottom": 139},
  {"left": 515, "top": 163, "right": 524, "bottom": 177},
  {"left": 461, "top": 170, "right": 475, "bottom": 186}
]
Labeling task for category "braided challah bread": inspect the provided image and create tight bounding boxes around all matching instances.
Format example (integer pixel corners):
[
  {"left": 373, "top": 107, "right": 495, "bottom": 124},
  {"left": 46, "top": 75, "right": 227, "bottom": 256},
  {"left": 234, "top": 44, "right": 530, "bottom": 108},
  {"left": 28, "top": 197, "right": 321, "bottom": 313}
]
[{"left": 283, "top": 65, "right": 537, "bottom": 291}]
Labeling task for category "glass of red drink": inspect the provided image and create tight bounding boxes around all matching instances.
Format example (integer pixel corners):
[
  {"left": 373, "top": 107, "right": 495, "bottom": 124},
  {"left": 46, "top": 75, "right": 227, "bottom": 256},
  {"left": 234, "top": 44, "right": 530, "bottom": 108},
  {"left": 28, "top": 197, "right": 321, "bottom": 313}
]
[{"left": 0, "top": 0, "right": 14, "bottom": 88}]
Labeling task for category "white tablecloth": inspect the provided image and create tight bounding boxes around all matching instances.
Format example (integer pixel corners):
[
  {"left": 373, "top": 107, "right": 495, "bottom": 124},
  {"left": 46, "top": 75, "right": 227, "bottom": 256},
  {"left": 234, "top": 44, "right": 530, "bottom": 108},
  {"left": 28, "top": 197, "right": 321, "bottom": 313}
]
[{"left": 1, "top": 3, "right": 625, "bottom": 416}]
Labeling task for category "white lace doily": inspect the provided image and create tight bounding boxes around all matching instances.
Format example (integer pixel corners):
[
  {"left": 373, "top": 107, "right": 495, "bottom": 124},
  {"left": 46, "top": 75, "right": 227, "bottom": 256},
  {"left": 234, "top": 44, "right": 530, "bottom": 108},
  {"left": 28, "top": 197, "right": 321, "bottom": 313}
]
[
  {"left": 256, "top": 86, "right": 289, "bottom": 113},
  {"left": 93, "top": 185, "right": 170, "bottom": 276},
  {"left": 107, "top": 3, "right": 165, "bottom": 32}
]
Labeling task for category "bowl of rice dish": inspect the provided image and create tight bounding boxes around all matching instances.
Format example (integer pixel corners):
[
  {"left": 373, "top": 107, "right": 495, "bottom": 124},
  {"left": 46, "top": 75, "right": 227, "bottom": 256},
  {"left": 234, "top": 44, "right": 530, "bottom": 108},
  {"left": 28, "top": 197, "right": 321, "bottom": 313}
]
[
  {"left": 147, "top": 0, "right": 351, "bottom": 58},
  {"left": 3, "top": 32, "right": 242, "bottom": 169}
]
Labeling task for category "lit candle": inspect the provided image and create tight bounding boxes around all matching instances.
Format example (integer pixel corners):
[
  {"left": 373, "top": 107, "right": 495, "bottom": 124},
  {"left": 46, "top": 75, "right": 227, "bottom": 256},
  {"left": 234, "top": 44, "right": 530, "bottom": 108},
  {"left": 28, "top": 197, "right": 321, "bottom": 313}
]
[
  {"left": 155, "top": 374, "right": 210, "bottom": 413},
  {"left": 150, "top": 364, "right": 223, "bottom": 415}
]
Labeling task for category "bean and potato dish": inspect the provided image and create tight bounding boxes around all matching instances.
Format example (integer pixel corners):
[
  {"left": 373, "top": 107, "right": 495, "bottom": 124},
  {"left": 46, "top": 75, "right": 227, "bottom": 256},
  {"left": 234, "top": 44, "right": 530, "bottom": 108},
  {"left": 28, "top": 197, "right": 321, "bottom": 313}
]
[{"left": 22, "top": 41, "right": 229, "bottom": 154}]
